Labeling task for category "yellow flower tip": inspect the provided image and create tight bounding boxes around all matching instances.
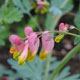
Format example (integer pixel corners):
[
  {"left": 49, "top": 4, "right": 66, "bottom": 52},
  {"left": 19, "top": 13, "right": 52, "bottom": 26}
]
[
  {"left": 26, "top": 56, "right": 35, "bottom": 62},
  {"left": 55, "top": 35, "right": 64, "bottom": 43},
  {"left": 39, "top": 51, "right": 48, "bottom": 61},
  {"left": 26, "top": 51, "right": 35, "bottom": 62},
  {"left": 13, "top": 51, "right": 20, "bottom": 59},
  {"left": 18, "top": 56, "right": 25, "bottom": 66},
  {"left": 9, "top": 46, "right": 17, "bottom": 54}
]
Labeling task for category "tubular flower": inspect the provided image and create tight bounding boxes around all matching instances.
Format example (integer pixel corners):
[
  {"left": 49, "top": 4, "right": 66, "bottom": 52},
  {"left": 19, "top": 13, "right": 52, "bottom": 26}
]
[
  {"left": 55, "top": 23, "right": 68, "bottom": 43},
  {"left": 9, "top": 35, "right": 25, "bottom": 59},
  {"left": 35, "top": 1, "right": 49, "bottom": 14},
  {"left": 18, "top": 40, "right": 28, "bottom": 65},
  {"left": 27, "top": 32, "right": 40, "bottom": 61},
  {"left": 24, "top": 26, "right": 33, "bottom": 37},
  {"left": 39, "top": 32, "right": 54, "bottom": 60},
  {"left": 9, "top": 26, "right": 57, "bottom": 65},
  {"left": 9, "top": 35, "right": 25, "bottom": 52}
]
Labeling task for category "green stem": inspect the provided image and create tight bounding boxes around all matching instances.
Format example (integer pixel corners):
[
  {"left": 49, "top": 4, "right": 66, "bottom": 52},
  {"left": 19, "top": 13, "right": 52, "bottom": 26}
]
[
  {"left": 38, "top": 31, "right": 80, "bottom": 38},
  {"left": 27, "top": 12, "right": 42, "bottom": 31},
  {"left": 49, "top": 31, "right": 80, "bottom": 38},
  {"left": 44, "top": 53, "right": 52, "bottom": 80},
  {"left": 50, "top": 44, "right": 80, "bottom": 80}
]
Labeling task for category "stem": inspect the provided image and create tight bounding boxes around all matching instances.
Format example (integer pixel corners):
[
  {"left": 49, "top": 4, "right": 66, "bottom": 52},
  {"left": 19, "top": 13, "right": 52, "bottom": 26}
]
[
  {"left": 27, "top": 12, "right": 42, "bottom": 31},
  {"left": 50, "top": 44, "right": 80, "bottom": 80},
  {"left": 38, "top": 31, "right": 80, "bottom": 38},
  {"left": 44, "top": 53, "right": 52, "bottom": 80}
]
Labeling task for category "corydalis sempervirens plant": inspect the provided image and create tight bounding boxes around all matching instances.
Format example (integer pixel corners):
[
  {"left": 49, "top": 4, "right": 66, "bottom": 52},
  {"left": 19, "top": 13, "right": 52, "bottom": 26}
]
[
  {"left": 9, "top": 23, "right": 74, "bottom": 66},
  {"left": 9, "top": 27, "right": 54, "bottom": 65},
  {"left": 35, "top": 0, "right": 49, "bottom": 14}
]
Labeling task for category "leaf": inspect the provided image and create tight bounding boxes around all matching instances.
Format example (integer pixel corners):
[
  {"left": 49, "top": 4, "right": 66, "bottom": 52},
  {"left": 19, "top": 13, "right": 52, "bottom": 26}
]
[
  {"left": 12, "top": 0, "right": 32, "bottom": 13},
  {"left": 49, "top": 0, "right": 73, "bottom": 15},
  {"left": 0, "top": 64, "right": 14, "bottom": 76},
  {"left": 7, "top": 56, "right": 60, "bottom": 80},
  {"left": 74, "top": 9, "right": 80, "bottom": 44},
  {"left": 3, "top": 7, "right": 23, "bottom": 23},
  {"left": 54, "top": 66, "right": 80, "bottom": 80},
  {"left": 74, "top": 9, "right": 80, "bottom": 29},
  {"left": 74, "top": 37, "right": 80, "bottom": 45},
  {"left": 0, "top": 7, "right": 23, "bottom": 24},
  {"left": 45, "top": 13, "right": 61, "bottom": 30}
]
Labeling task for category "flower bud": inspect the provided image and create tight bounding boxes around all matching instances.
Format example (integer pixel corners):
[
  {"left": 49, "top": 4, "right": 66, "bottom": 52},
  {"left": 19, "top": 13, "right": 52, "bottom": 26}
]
[{"left": 24, "top": 27, "right": 33, "bottom": 37}]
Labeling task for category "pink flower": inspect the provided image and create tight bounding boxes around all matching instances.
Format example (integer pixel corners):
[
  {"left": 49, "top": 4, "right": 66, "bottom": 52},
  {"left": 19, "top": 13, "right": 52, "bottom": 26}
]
[
  {"left": 28, "top": 32, "right": 40, "bottom": 55},
  {"left": 9, "top": 35, "right": 24, "bottom": 52},
  {"left": 35, "top": 1, "right": 49, "bottom": 14},
  {"left": 42, "top": 32, "right": 54, "bottom": 53},
  {"left": 24, "top": 27, "right": 33, "bottom": 37},
  {"left": 39, "top": 32, "right": 54, "bottom": 60},
  {"left": 18, "top": 40, "right": 28, "bottom": 65},
  {"left": 37, "top": 1, "right": 46, "bottom": 6},
  {"left": 59, "top": 23, "right": 68, "bottom": 32}
]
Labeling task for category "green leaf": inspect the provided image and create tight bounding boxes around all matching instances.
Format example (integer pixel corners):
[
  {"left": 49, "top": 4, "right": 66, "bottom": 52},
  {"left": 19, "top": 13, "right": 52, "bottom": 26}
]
[
  {"left": 12, "top": 0, "right": 32, "bottom": 13},
  {"left": 54, "top": 67, "right": 80, "bottom": 80},
  {"left": 0, "top": 7, "right": 23, "bottom": 24},
  {"left": 49, "top": 0, "right": 73, "bottom": 15},
  {"left": 3, "top": 7, "right": 23, "bottom": 23},
  {"left": 74, "top": 9, "right": 80, "bottom": 44},
  {"left": 74, "top": 37, "right": 80, "bottom": 45},
  {"left": 74, "top": 9, "right": 80, "bottom": 29},
  {"left": 0, "top": 39, "right": 5, "bottom": 46},
  {"left": 45, "top": 13, "right": 61, "bottom": 30},
  {"left": 7, "top": 56, "right": 60, "bottom": 80}
]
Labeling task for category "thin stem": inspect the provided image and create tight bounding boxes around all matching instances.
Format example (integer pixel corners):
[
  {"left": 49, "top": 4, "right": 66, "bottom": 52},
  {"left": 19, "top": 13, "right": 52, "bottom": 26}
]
[
  {"left": 27, "top": 12, "right": 42, "bottom": 31},
  {"left": 37, "top": 31, "right": 80, "bottom": 38},
  {"left": 50, "top": 44, "right": 80, "bottom": 80},
  {"left": 44, "top": 53, "right": 52, "bottom": 80}
]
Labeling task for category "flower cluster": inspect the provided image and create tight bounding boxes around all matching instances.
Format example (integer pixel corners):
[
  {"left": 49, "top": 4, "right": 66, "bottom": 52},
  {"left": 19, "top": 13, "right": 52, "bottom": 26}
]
[
  {"left": 35, "top": 0, "right": 49, "bottom": 14},
  {"left": 55, "top": 23, "right": 69, "bottom": 43},
  {"left": 9, "top": 23, "right": 70, "bottom": 66},
  {"left": 9, "top": 27, "right": 54, "bottom": 65}
]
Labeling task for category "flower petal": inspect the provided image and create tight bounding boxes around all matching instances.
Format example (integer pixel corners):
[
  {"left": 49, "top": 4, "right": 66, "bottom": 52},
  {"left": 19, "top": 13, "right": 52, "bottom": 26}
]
[
  {"left": 9, "top": 35, "right": 25, "bottom": 52},
  {"left": 28, "top": 32, "right": 40, "bottom": 55},
  {"left": 42, "top": 32, "right": 54, "bottom": 53}
]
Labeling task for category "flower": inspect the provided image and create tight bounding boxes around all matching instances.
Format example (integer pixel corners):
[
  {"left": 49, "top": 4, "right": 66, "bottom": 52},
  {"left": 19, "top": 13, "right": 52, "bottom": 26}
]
[
  {"left": 18, "top": 40, "right": 28, "bottom": 65},
  {"left": 9, "top": 35, "right": 25, "bottom": 59},
  {"left": 35, "top": 0, "right": 49, "bottom": 14},
  {"left": 27, "top": 32, "right": 40, "bottom": 61},
  {"left": 9, "top": 26, "right": 56, "bottom": 65},
  {"left": 55, "top": 23, "right": 68, "bottom": 43},
  {"left": 24, "top": 26, "right": 33, "bottom": 37},
  {"left": 59, "top": 23, "right": 68, "bottom": 32},
  {"left": 39, "top": 32, "right": 54, "bottom": 60},
  {"left": 9, "top": 35, "right": 24, "bottom": 52}
]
